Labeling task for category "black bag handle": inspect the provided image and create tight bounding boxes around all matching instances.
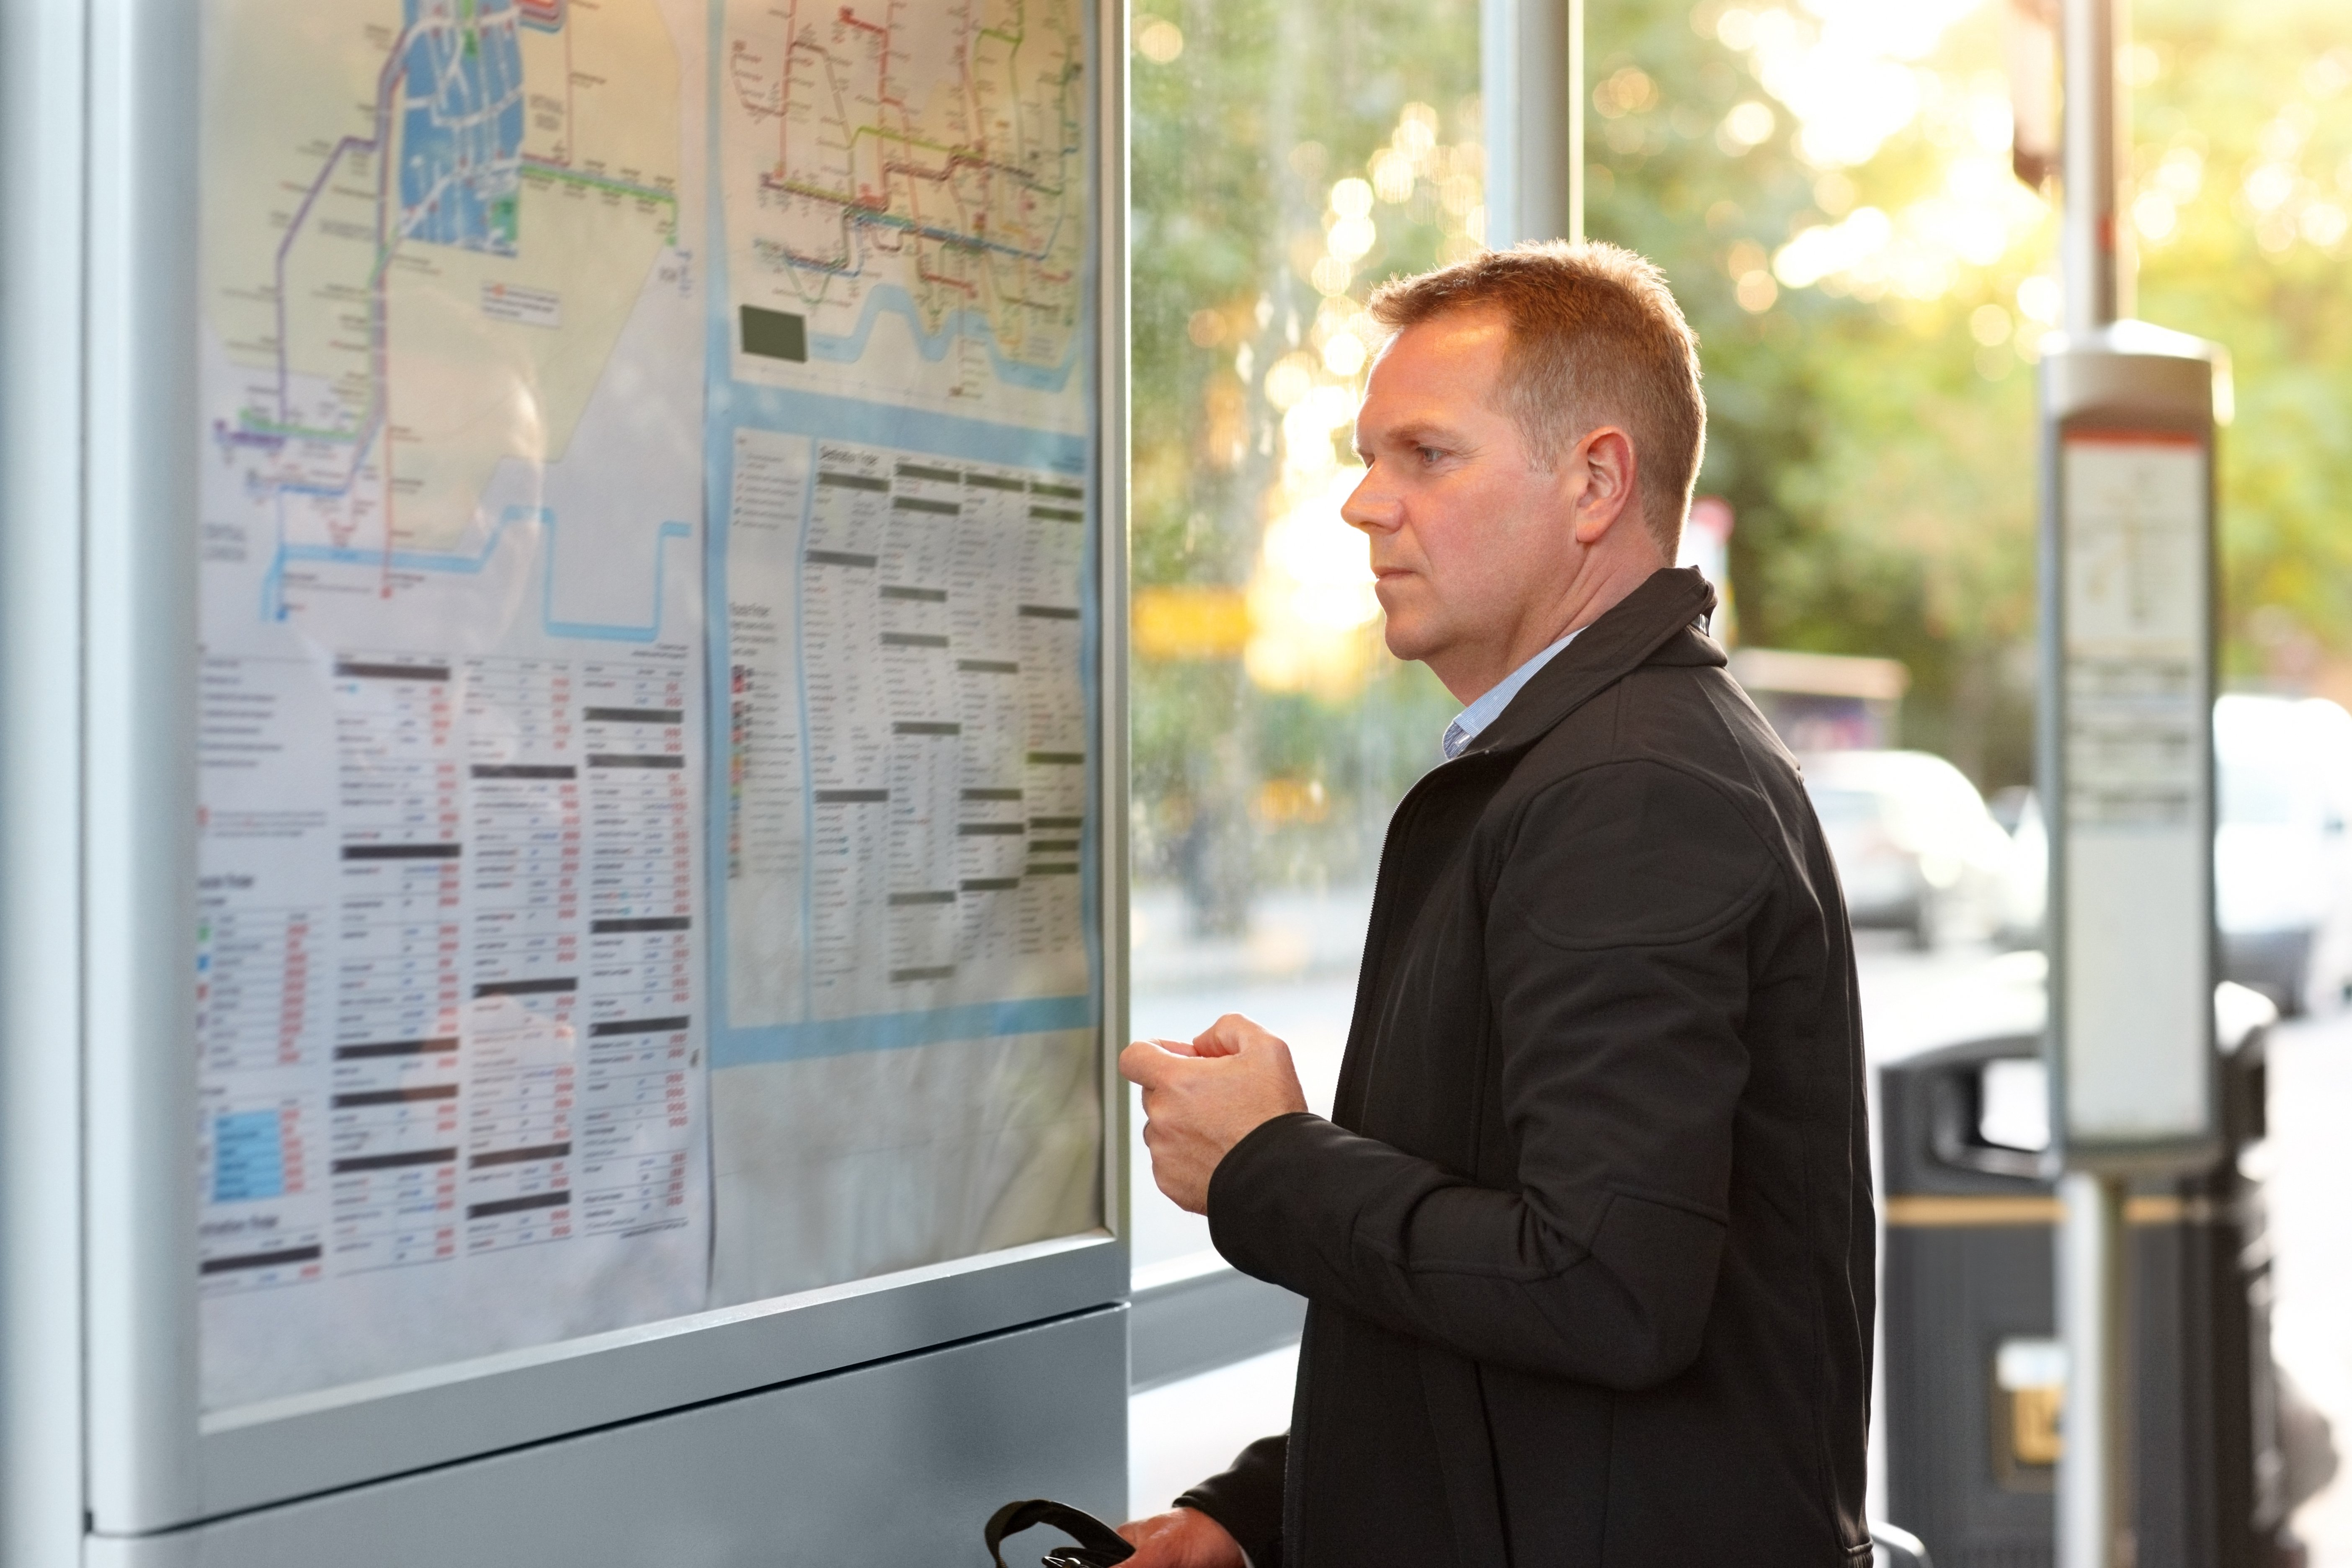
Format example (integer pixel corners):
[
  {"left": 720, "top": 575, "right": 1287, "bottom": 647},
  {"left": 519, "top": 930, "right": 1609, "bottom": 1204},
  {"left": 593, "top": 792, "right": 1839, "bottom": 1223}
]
[{"left": 983, "top": 1498, "right": 1137, "bottom": 1568}]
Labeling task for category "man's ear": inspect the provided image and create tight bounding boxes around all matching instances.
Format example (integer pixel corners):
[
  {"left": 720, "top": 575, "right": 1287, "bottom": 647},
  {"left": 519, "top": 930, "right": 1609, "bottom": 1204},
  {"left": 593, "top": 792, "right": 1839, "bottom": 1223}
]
[{"left": 1568, "top": 426, "right": 1638, "bottom": 546}]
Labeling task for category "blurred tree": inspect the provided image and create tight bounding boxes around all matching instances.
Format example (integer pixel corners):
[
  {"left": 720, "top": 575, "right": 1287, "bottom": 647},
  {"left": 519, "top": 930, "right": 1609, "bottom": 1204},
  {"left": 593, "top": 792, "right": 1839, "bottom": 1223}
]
[
  {"left": 1581, "top": 0, "right": 2047, "bottom": 788},
  {"left": 2132, "top": 0, "right": 2352, "bottom": 704},
  {"left": 1131, "top": 0, "right": 2352, "bottom": 850},
  {"left": 1586, "top": 0, "right": 2352, "bottom": 784}
]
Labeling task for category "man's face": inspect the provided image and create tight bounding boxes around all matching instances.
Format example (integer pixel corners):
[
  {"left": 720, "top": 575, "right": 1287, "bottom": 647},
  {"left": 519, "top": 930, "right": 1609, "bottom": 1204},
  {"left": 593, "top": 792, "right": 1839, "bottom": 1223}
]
[{"left": 1342, "top": 309, "right": 1581, "bottom": 670}]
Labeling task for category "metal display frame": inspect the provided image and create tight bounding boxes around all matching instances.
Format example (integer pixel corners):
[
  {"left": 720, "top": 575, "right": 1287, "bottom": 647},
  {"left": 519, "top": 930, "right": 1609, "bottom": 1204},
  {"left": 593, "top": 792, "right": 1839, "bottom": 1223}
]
[
  {"left": 0, "top": 2, "right": 94, "bottom": 1564},
  {"left": 55, "top": 0, "right": 1131, "bottom": 1545}
]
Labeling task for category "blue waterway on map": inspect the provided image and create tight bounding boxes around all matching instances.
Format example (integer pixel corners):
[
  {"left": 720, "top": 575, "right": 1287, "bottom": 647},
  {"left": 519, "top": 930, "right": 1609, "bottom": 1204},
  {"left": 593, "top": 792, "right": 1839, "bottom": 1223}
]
[
  {"left": 399, "top": 0, "right": 527, "bottom": 255},
  {"left": 708, "top": 997, "right": 1098, "bottom": 1068},
  {"left": 267, "top": 506, "right": 692, "bottom": 643},
  {"left": 716, "top": 383, "right": 1086, "bottom": 474},
  {"left": 805, "top": 282, "right": 1083, "bottom": 395}
]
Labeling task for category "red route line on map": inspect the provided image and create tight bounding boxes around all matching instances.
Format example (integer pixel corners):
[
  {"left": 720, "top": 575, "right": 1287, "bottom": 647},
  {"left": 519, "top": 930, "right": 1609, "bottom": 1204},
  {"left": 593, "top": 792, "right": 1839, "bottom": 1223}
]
[{"left": 733, "top": 0, "right": 1063, "bottom": 256}]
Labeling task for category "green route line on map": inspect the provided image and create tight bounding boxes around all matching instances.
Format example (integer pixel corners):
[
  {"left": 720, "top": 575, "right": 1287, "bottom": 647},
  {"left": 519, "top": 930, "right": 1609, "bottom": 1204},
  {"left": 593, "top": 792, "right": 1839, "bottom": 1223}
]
[
  {"left": 967, "top": 6, "right": 1091, "bottom": 202},
  {"left": 848, "top": 118, "right": 1077, "bottom": 190},
  {"left": 520, "top": 156, "right": 681, "bottom": 242},
  {"left": 976, "top": 21, "right": 1024, "bottom": 130},
  {"left": 236, "top": 413, "right": 380, "bottom": 441}
]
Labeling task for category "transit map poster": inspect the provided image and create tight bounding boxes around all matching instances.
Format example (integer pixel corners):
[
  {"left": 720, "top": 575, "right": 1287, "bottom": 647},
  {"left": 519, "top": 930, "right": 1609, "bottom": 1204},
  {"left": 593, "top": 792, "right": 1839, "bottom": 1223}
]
[{"left": 192, "top": 0, "right": 1100, "bottom": 1413}]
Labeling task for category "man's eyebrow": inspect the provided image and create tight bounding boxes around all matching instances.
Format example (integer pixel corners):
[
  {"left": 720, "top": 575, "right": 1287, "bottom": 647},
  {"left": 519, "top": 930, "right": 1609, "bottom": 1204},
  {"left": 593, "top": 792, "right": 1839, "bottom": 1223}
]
[{"left": 1377, "top": 420, "right": 1468, "bottom": 450}]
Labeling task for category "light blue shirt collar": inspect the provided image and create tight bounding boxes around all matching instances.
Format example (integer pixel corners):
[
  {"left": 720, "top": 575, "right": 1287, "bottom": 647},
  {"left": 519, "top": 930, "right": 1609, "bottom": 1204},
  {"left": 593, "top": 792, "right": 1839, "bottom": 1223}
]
[{"left": 1440, "top": 629, "right": 1581, "bottom": 759}]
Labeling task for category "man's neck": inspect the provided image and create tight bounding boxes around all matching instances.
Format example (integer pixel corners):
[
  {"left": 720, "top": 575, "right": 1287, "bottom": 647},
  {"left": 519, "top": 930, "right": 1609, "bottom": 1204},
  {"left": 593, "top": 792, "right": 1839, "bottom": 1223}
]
[{"left": 1431, "top": 554, "right": 1664, "bottom": 705}]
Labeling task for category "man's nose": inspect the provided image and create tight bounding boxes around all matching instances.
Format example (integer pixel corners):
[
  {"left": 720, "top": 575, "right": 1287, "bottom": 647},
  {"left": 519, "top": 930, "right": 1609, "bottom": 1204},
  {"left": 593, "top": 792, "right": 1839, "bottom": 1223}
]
[{"left": 1340, "top": 467, "right": 1400, "bottom": 534}]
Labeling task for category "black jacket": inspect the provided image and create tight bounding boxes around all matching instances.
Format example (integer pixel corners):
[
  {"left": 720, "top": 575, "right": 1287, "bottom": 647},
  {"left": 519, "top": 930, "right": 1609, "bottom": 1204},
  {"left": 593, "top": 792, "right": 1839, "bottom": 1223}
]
[{"left": 1176, "top": 568, "right": 1874, "bottom": 1567}]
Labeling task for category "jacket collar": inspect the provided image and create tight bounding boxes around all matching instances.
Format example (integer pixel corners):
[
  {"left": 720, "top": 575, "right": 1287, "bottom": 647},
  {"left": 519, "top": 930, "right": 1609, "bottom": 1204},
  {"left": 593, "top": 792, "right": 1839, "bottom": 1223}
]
[{"left": 1457, "top": 567, "right": 1722, "bottom": 758}]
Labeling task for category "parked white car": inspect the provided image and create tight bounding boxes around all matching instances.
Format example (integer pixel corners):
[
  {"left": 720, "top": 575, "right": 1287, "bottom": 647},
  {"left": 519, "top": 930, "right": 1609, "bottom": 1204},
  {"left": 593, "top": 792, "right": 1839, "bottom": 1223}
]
[
  {"left": 2214, "top": 694, "right": 2352, "bottom": 1015},
  {"left": 1986, "top": 696, "right": 2352, "bottom": 1014},
  {"left": 1800, "top": 750, "right": 2016, "bottom": 948},
  {"left": 1989, "top": 785, "right": 2048, "bottom": 951}
]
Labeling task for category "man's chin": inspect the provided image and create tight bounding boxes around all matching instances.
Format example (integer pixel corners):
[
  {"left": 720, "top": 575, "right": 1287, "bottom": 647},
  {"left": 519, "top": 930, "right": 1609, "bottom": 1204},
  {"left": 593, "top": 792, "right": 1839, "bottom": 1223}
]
[{"left": 1381, "top": 619, "right": 1437, "bottom": 665}]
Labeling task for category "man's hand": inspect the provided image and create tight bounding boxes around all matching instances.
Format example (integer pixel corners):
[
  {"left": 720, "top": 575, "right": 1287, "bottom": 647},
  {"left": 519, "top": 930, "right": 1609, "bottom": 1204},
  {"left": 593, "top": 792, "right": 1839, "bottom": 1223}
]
[
  {"left": 1116, "top": 1506, "right": 1246, "bottom": 1568},
  {"left": 1120, "top": 1013, "right": 1308, "bottom": 1214}
]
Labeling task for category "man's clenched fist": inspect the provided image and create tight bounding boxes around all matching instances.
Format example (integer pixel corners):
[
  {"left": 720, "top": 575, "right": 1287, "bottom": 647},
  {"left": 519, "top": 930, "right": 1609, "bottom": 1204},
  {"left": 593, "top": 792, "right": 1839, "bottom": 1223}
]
[{"left": 1119, "top": 1013, "right": 1308, "bottom": 1214}]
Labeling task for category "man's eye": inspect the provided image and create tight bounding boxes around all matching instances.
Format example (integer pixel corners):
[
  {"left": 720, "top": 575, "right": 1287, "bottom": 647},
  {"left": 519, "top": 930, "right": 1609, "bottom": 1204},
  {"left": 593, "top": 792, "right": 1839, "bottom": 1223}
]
[{"left": 1417, "top": 446, "right": 1443, "bottom": 465}]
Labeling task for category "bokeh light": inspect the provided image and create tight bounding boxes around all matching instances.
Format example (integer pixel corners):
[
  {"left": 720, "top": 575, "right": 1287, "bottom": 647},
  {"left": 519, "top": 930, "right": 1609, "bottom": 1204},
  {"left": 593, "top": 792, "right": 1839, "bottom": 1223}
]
[{"left": 1698, "top": 0, "right": 2053, "bottom": 303}]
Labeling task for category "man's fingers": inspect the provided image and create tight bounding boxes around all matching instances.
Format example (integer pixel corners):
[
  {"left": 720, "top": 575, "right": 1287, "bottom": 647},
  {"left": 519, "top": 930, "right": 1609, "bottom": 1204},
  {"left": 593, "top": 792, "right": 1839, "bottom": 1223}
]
[
  {"left": 1121, "top": 1037, "right": 1213, "bottom": 1087},
  {"left": 1118, "top": 1507, "right": 1244, "bottom": 1568},
  {"left": 1194, "top": 1011, "right": 1282, "bottom": 1060},
  {"left": 1190, "top": 1013, "right": 1250, "bottom": 1057},
  {"left": 1119, "top": 1038, "right": 1184, "bottom": 1088}
]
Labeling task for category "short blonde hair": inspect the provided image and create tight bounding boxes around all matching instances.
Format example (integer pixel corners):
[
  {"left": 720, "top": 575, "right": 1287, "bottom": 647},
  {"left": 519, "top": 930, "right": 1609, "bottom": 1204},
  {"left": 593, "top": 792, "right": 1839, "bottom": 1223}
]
[{"left": 1367, "top": 240, "right": 1706, "bottom": 554}]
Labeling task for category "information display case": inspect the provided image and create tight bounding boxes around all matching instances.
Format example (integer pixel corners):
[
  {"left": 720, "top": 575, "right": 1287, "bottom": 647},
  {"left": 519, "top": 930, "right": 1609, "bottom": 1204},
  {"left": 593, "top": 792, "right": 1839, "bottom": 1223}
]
[
  {"left": 0, "top": 0, "right": 1130, "bottom": 1559},
  {"left": 2039, "top": 323, "right": 2224, "bottom": 1168}
]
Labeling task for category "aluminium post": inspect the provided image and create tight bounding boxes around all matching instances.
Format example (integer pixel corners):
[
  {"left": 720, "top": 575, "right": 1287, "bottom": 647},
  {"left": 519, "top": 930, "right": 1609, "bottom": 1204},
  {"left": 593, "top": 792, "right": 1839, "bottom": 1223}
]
[
  {"left": 1481, "top": 0, "right": 1583, "bottom": 246},
  {"left": 2056, "top": 3, "right": 2132, "bottom": 1567},
  {"left": 2060, "top": 0, "right": 2128, "bottom": 336},
  {"left": 2056, "top": 1171, "right": 2132, "bottom": 1568}
]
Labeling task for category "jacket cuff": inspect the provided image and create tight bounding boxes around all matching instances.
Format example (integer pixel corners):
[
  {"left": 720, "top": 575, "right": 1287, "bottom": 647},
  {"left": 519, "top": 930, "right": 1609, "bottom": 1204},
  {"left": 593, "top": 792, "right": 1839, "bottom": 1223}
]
[
  {"left": 1204, "top": 1111, "right": 1325, "bottom": 1288},
  {"left": 1174, "top": 1432, "right": 1287, "bottom": 1568}
]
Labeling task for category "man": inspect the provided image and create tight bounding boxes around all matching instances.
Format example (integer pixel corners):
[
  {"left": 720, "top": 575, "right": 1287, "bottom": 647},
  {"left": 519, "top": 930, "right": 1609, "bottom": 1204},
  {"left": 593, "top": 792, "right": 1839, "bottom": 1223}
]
[{"left": 1117, "top": 242, "right": 1873, "bottom": 1567}]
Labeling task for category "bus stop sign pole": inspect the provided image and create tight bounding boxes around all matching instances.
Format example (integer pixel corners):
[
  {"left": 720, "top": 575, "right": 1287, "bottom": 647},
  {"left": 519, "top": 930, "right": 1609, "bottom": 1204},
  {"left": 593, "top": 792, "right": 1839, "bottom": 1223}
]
[{"left": 2043, "top": 1, "right": 2228, "bottom": 1565}]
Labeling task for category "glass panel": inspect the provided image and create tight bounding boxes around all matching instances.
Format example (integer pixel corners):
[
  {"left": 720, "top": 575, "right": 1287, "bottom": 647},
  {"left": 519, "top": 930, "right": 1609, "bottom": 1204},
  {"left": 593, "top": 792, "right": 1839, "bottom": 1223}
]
[
  {"left": 1128, "top": 0, "right": 1482, "bottom": 1274},
  {"left": 191, "top": 0, "right": 1105, "bottom": 1415}
]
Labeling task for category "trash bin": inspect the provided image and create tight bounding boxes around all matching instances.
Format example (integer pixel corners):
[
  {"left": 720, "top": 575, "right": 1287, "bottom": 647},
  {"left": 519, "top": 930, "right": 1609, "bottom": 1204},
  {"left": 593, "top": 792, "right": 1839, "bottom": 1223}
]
[
  {"left": 1878, "top": 1015, "right": 2299, "bottom": 1568},
  {"left": 1872, "top": 1519, "right": 1935, "bottom": 1568}
]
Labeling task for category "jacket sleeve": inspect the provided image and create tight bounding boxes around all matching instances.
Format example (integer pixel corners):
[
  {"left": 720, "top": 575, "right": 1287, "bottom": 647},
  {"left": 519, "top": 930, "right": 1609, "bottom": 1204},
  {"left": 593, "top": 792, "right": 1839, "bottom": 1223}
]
[
  {"left": 1206, "top": 758, "right": 1772, "bottom": 1390},
  {"left": 1175, "top": 1433, "right": 1287, "bottom": 1568}
]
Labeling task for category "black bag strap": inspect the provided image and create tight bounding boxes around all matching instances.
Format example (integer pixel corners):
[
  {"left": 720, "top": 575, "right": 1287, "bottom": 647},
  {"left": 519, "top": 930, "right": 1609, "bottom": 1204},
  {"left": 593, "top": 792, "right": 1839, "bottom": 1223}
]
[{"left": 983, "top": 1498, "right": 1137, "bottom": 1568}]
